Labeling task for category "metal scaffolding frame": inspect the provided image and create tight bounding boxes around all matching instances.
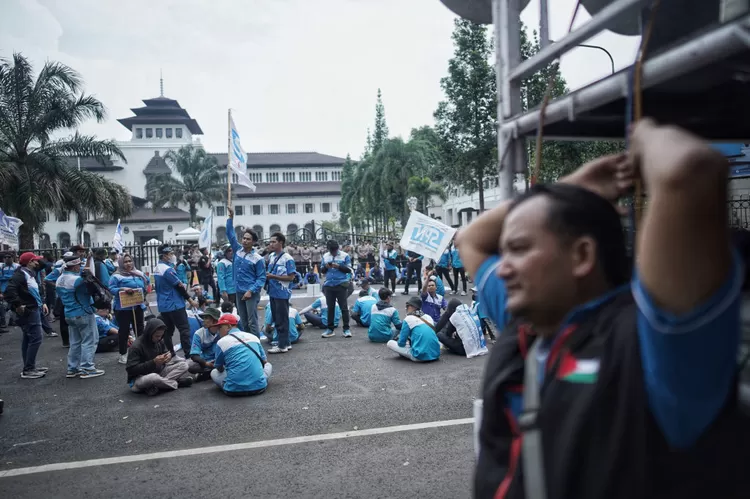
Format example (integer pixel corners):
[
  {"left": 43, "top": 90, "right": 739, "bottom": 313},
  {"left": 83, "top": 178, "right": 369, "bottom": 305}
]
[{"left": 491, "top": 0, "right": 750, "bottom": 202}]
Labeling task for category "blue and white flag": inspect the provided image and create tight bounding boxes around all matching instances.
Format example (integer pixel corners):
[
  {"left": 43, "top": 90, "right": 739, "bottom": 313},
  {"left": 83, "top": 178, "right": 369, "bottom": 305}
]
[
  {"left": 112, "top": 219, "right": 123, "bottom": 252},
  {"left": 228, "top": 114, "right": 256, "bottom": 192},
  {"left": 399, "top": 210, "right": 456, "bottom": 262},
  {"left": 199, "top": 213, "right": 213, "bottom": 249},
  {"left": 0, "top": 208, "right": 22, "bottom": 250}
]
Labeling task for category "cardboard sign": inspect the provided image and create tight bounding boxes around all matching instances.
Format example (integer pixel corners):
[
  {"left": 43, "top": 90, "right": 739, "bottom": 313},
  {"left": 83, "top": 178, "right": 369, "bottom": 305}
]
[{"left": 119, "top": 289, "right": 144, "bottom": 308}]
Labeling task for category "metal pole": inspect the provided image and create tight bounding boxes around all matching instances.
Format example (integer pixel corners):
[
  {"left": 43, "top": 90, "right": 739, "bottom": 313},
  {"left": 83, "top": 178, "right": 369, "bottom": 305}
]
[
  {"left": 227, "top": 109, "right": 232, "bottom": 209},
  {"left": 577, "top": 43, "right": 616, "bottom": 74},
  {"left": 539, "top": 0, "right": 550, "bottom": 49}
]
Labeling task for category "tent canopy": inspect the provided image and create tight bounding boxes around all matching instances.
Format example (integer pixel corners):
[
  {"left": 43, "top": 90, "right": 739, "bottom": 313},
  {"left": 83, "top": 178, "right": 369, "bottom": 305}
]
[{"left": 175, "top": 227, "right": 201, "bottom": 241}]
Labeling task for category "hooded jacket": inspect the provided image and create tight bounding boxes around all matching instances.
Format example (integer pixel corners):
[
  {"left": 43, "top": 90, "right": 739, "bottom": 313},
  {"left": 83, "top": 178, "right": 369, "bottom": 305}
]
[{"left": 126, "top": 318, "right": 170, "bottom": 383}]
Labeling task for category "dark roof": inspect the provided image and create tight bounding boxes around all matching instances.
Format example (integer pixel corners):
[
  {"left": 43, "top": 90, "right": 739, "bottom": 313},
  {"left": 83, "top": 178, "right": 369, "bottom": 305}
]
[
  {"left": 143, "top": 151, "right": 171, "bottom": 175},
  {"left": 63, "top": 156, "right": 123, "bottom": 171},
  {"left": 117, "top": 95, "right": 203, "bottom": 134},
  {"left": 209, "top": 152, "right": 346, "bottom": 169},
  {"left": 90, "top": 205, "right": 201, "bottom": 225},
  {"left": 235, "top": 181, "right": 341, "bottom": 198}
]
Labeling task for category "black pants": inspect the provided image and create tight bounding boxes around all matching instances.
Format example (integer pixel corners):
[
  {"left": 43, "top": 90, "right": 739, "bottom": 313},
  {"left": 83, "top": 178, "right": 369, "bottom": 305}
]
[
  {"left": 304, "top": 311, "right": 326, "bottom": 329},
  {"left": 435, "top": 266, "right": 455, "bottom": 292},
  {"left": 404, "top": 260, "right": 423, "bottom": 294},
  {"left": 270, "top": 297, "right": 291, "bottom": 348},
  {"left": 41, "top": 313, "right": 55, "bottom": 335},
  {"left": 223, "top": 292, "right": 236, "bottom": 306},
  {"left": 324, "top": 284, "right": 350, "bottom": 330},
  {"left": 202, "top": 278, "right": 218, "bottom": 299},
  {"left": 97, "top": 335, "right": 119, "bottom": 353},
  {"left": 54, "top": 297, "right": 69, "bottom": 346},
  {"left": 161, "top": 308, "right": 191, "bottom": 357},
  {"left": 481, "top": 317, "right": 496, "bottom": 340},
  {"left": 115, "top": 308, "right": 145, "bottom": 355},
  {"left": 435, "top": 298, "right": 462, "bottom": 333},
  {"left": 435, "top": 298, "right": 465, "bottom": 355},
  {"left": 437, "top": 330, "right": 466, "bottom": 356},
  {"left": 0, "top": 300, "right": 5, "bottom": 329},
  {"left": 347, "top": 281, "right": 355, "bottom": 298},
  {"left": 44, "top": 282, "right": 56, "bottom": 311},
  {"left": 351, "top": 312, "right": 367, "bottom": 328},
  {"left": 453, "top": 267, "right": 467, "bottom": 293},
  {"left": 384, "top": 269, "right": 397, "bottom": 291}
]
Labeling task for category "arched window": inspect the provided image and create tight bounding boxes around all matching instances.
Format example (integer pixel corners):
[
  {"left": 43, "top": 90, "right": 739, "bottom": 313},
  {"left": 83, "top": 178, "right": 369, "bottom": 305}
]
[
  {"left": 40, "top": 233, "right": 52, "bottom": 249},
  {"left": 234, "top": 226, "right": 244, "bottom": 242},
  {"left": 304, "top": 222, "right": 315, "bottom": 241},
  {"left": 215, "top": 226, "right": 227, "bottom": 244},
  {"left": 252, "top": 225, "right": 264, "bottom": 241},
  {"left": 58, "top": 232, "right": 71, "bottom": 249},
  {"left": 269, "top": 224, "right": 281, "bottom": 235},
  {"left": 286, "top": 224, "right": 298, "bottom": 237}
]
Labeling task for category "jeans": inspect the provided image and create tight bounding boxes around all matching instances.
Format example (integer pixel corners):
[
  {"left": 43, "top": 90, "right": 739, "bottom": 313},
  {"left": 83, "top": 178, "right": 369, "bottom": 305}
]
[
  {"left": 304, "top": 311, "right": 326, "bottom": 329},
  {"left": 270, "top": 297, "right": 291, "bottom": 348},
  {"left": 236, "top": 291, "right": 261, "bottom": 337},
  {"left": 67, "top": 314, "right": 98, "bottom": 372},
  {"left": 404, "top": 260, "right": 423, "bottom": 294},
  {"left": 114, "top": 308, "right": 144, "bottom": 355},
  {"left": 18, "top": 307, "right": 43, "bottom": 372},
  {"left": 323, "top": 284, "right": 350, "bottom": 331},
  {"left": 161, "top": 308, "right": 191, "bottom": 357}
]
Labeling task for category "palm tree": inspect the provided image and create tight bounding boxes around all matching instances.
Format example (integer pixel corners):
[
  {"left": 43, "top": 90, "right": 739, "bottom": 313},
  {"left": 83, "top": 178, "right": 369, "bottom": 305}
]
[
  {"left": 0, "top": 53, "right": 132, "bottom": 248},
  {"left": 145, "top": 145, "right": 223, "bottom": 225},
  {"left": 408, "top": 176, "right": 447, "bottom": 213}
]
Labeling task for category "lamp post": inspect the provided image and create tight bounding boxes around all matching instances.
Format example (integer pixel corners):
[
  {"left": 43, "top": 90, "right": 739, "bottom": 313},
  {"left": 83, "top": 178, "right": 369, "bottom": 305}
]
[{"left": 551, "top": 39, "right": 616, "bottom": 75}]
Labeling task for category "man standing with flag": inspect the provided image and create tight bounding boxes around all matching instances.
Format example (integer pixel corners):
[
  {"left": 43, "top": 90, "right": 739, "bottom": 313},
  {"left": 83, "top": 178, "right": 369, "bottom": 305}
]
[{"left": 226, "top": 208, "right": 265, "bottom": 336}]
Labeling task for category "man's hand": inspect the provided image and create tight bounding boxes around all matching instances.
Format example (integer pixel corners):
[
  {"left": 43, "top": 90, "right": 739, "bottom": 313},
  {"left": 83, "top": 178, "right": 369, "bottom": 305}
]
[
  {"left": 42, "top": 304, "right": 49, "bottom": 316},
  {"left": 266, "top": 272, "right": 276, "bottom": 280},
  {"left": 154, "top": 353, "right": 170, "bottom": 366},
  {"left": 205, "top": 361, "right": 214, "bottom": 369},
  {"left": 188, "top": 299, "right": 199, "bottom": 309},
  {"left": 241, "top": 290, "right": 253, "bottom": 301},
  {"left": 330, "top": 263, "right": 339, "bottom": 269},
  {"left": 222, "top": 292, "right": 229, "bottom": 302},
  {"left": 227, "top": 206, "right": 234, "bottom": 219},
  {"left": 560, "top": 153, "right": 634, "bottom": 205}
]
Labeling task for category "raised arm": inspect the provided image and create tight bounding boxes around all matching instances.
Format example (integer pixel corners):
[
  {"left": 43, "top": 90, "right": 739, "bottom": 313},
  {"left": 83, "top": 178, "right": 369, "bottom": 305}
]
[
  {"left": 455, "top": 203, "right": 511, "bottom": 278},
  {"left": 226, "top": 208, "right": 240, "bottom": 253}
]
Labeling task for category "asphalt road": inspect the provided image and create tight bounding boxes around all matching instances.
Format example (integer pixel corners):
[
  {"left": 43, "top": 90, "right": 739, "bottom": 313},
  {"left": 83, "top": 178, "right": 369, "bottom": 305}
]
[{"left": 0, "top": 286, "right": 487, "bottom": 499}]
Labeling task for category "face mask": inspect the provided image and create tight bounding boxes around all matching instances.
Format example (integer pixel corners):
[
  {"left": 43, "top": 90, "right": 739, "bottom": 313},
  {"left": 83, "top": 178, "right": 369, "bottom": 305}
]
[{"left": 169, "top": 255, "right": 177, "bottom": 264}]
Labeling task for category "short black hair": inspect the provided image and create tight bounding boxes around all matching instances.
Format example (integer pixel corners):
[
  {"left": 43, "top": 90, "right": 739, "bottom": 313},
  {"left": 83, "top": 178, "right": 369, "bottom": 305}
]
[
  {"left": 243, "top": 229, "right": 258, "bottom": 242},
  {"left": 270, "top": 232, "right": 286, "bottom": 246},
  {"left": 378, "top": 287, "right": 392, "bottom": 300},
  {"left": 220, "top": 302, "right": 234, "bottom": 313},
  {"left": 359, "top": 289, "right": 370, "bottom": 297},
  {"left": 509, "top": 183, "right": 630, "bottom": 287}
]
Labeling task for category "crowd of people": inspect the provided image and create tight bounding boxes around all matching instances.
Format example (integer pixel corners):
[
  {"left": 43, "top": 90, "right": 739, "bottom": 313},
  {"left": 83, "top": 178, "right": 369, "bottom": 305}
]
[{"left": 0, "top": 204, "right": 491, "bottom": 397}]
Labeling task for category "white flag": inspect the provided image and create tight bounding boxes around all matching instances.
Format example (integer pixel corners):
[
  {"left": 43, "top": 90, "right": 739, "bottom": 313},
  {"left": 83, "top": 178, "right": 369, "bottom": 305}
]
[
  {"left": 199, "top": 213, "right": 213, "bottom": 249},
  {"left": 228, "top": 114, "right": 256, "bottom": 192},
  {"left": 399, "top": 210, "right": 457, "bottom": 262},
  {"left": 112, "top": 219, "right": 123, "bottom": 252}
]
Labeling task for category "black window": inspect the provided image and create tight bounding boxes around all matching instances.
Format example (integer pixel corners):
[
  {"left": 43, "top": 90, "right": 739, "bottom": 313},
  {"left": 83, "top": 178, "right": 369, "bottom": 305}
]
[
  {"left": 145, "top": 128, "right": 153, "bottom": 138},
  {"left": 135, "top": 128, "right": 143, "bottom": 139},
  {"left": 175, "top": 128, "right": 183, "bottom": 138},
  {"left": 165, "top": 128, "right": 173, "bottom": 138}
]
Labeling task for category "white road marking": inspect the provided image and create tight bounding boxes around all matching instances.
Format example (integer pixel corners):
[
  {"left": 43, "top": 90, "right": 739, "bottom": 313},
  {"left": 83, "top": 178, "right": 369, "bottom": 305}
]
[{"left": 0, "top": 418, "right": 473, "bottom": 478}]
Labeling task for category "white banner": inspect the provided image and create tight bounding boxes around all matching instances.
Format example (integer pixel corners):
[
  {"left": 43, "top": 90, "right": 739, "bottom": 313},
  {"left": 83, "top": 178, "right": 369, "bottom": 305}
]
[
  {"left": 199, "top": 213, "right": 213, "bottom": 249},
  {"left": 112, "top": 219, "right": 123, "bottom": 252},
  {"left": 399, "top": 210, "right": 456, "bottom": 262},
  {"left": 0, "top": 209, "right": 22, "bottom": 250},
  {"left": 228, "top": 113, "right": 256, "bottom": 192}
]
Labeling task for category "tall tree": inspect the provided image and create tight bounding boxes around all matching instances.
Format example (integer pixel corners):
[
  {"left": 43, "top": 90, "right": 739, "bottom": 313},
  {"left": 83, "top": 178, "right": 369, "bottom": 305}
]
[
  {"left": 145, "top": 145, "right": 223, "bottom": 225},
  {"left": 372, "top": 88, "right": 389, "bottom": 154},
  {"left": 434, "top": 19, "right": 497, "bottom": 212},
  {"left": 408, "top": 176, "right": 447, "bottom": 213},
  {"left": 0, "top": 53, "right": 132, "bottom": 248}
]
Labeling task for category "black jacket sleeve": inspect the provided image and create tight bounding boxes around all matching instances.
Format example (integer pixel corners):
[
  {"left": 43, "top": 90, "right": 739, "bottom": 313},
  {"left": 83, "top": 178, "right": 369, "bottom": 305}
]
[
  {"left": 125, "top": 345, "right": 159, "bottom": 378},
  {"left": 4, "top": 270, "right": 25, "bottom": 309}
]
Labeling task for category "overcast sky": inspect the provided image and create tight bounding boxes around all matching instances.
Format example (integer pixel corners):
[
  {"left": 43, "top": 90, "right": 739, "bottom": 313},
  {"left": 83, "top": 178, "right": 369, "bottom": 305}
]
[{"left": 1, "top": 0, "right": 639, "bottom": 159}]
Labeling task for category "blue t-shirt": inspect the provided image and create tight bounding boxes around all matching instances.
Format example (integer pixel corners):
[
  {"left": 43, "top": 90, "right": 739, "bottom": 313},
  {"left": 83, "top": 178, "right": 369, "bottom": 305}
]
[
  {"left": 214, "top": 329, "right": 269, "bottom": 393},
  {"left": 217, "top": 258, "right": 236, "bottom": 294},
  {"left": 108, "top": 272, "right": 149, "bottom": 311},
  {"left": 352, "top": 295, "right": 378, "bottom": 326},
  {"left": 381, "top": 249, "right": 398, "bottom": 271}
]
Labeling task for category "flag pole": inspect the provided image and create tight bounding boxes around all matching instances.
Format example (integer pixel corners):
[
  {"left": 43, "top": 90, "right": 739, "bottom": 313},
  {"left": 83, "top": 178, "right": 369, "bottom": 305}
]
[{"left": 227, "top": 109, "right": 232, "bottom": 210}]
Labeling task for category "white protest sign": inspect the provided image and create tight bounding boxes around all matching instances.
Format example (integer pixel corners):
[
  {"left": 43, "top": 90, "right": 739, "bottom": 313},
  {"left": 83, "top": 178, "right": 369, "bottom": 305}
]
[{"left": 399, "top": 210, "right": 456, "bottom": 261}]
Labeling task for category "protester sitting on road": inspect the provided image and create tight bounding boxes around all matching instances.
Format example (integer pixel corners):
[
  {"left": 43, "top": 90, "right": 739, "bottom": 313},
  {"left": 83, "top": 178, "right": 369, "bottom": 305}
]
[
  {"left": 434, "top": 298, "right": 487, "bottom": 358},
  {"left": 190, "top": 285, "right": 213, "bottom": 310},
  {"left": 351, "top": 289, "right": 377, "bottom": 327},
  {"left": 126, "top": 318, "right": 193, "bottom": 396},
  {"left": 358, "top": 278, "right": 379, "bottom": 299},
  {"left": 187, "top": 307, "right": 222, "bottom": 382},
  {"left": 211, "top": 314, "right": 272, "bottom": 397},
  {"left": 299, "top": 296, "right": 341, "bottom": 330},
  {"left": 424, "top": 267, "right": 445, "bottom": 297},
  {"left": 368, "top": 287, "right": 402, "bottom": 343},
  {"left": 264, "top": 306, "right": 304, "bottom": 347},
  {"left": 95, "top": 307, "right": 119, "bottom": 353},
  {"left": 420, "top": 279, "right": 447, "bottom": 324},
  {"left": 368, "top": 263, "right": 384, "bottom": 284},
  {"left": 304, "top": 269, "right": 320, "bottom": 286},
  {"left": 387, "top": 296, "right": 440, "bottom": 362}
]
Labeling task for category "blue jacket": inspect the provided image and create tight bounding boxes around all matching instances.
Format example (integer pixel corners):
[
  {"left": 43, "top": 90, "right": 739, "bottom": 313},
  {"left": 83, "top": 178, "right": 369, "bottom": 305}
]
[
  {"left": 227, "top": 218, "right": 266, "bottom": 294},
  {"left": 351, "top": 295, "right": 378, "bottom": 326},
  {"left": 96, "top": 315, "right": 117, "bottom": 338},
  {"left": 217, "top": 258, "right": 236, "bottom": 294},
  {"left": 368, "top": 301, "right": 402, "bottom": 343},
  {"left": 398, "top": 314, "right": 440, "bottom": 361},
  {"left": 266, "top": 251, "right": 295, "bottom": 300},
  {"left": 44, "top": 260, "right": 64, "bottom": 284},
  {"left": 0, "top": 262, "right": 19, "bottom": 292},
  {"left": 421, "top": 292, "right": 447, "bottom": 323},
  {"left": 108, "top": 272, "right": 149, "bottom": 311},
  {"left": 189, "top": 327, "right": 220, "bottom": 362},
  {"left": 322, "top": 250, "right": 352, "bottom": 287},
  {"left": 153, "top": 261, "right": 188, "bottom": 313},
  {"left": 214, "top": 329, "right": 268, "bottom": 393},
  {"left": 381, "top": 249, "right": 398, "bottom": 271},
  {"left": 175, "top": 260, "right": 190, "bottom": 285},
  {"left": 450, "top": 248, "right": 463, "bottom": 269},
  {"left": 56, "top": 271, "right": 94, "bottom": 318},
  {"left": 438, "top": 249, "right": 451, "bottom": 268}
]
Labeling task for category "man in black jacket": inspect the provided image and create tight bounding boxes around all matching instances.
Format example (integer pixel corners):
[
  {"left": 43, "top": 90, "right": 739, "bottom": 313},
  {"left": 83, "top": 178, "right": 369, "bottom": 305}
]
[
  {"left": 5, "top": 252, "right": 49, "bottom": 379},
  {"left": 459, "top": 120, "right": 750, "bottom": 499},
  {"left": 126, "top": 318, "right": 193, "bottom": 396}
]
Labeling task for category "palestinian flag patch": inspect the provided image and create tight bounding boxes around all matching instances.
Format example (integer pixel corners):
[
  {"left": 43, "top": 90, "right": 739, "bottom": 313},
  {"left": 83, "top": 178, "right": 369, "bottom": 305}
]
[{"left": 557, "top": 351, "right": 599, "bottom": 384}]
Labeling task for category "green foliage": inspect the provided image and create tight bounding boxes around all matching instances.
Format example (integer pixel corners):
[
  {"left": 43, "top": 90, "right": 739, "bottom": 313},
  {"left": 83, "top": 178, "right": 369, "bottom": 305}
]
[
  {"left": 0, "top": 53, "right": 132, "bottom": 247},
  {"left": 434, "top": 19, "right": 496, "bottom": 211},
  {"left": 372, "top": 89, "right": 388, "bottom": 154},
  {"left": 408, "top": 176, "right": 447, "bottom": 213},
  {"left": 145, "top": 145, "right": 223, "bottom": 225}
]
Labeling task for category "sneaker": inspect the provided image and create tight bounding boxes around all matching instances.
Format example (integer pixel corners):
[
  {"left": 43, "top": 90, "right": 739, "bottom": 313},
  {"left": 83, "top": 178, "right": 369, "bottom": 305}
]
[
  {"left": 145, "top": 386, "right": 160, "bottom": 396},
  {"left": 343, "top": 330, "right": 352, "bottom": 338},
  {"left": 450, "top": 290, "right": 457, "bottom": 295},
  {"left": 45, "top": 331, "right": 58, "bottom": 337},
  {"left": 21, "top": 370, "right": 45, "bottom": 379},
  {"left": 461, "top": 291, "right": 467, "bottom": 296},
  {"left": 401, "top": 291, "right": 409, "bottom": 295},
  {"left": 80, "top": 369, "right": 105, "bottom": 379},
  {"left": 259, "top": 333, "right": 268, "bottom": 341},
  {"left": 196, "top": 371, "right": 212, "bottom": 382},
  {"left": 66, "top": 369, "right": 82, "bottom": 378},
  {"left": 118, "top": 353, "right": 128, "bottom": 364},
  {"left": 62, "top": 343, "right": 70, "bottom": 348},
  {"left": 321, "top": 330, "right": 335, "bottom": 338},
  {"left": 267, "top": 346, "right": 289, "bottom": 354},
  {"left": 177, "top": 377, "right": 193, "bottom": 388},
  {"left": 34, "top": 366, "right": 49, "bottom": 373}
]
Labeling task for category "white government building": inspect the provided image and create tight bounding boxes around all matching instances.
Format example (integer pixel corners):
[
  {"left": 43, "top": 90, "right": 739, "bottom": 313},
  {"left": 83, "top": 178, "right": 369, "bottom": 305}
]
[{"left": 36, "top": 92, "right": 346, "bottom": 249}]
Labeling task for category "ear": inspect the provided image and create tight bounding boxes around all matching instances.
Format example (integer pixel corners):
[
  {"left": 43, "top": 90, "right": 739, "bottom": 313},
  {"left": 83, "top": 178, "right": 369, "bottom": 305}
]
[{"left": 570, "top": 236, "right": 597, "bottom": 279}]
